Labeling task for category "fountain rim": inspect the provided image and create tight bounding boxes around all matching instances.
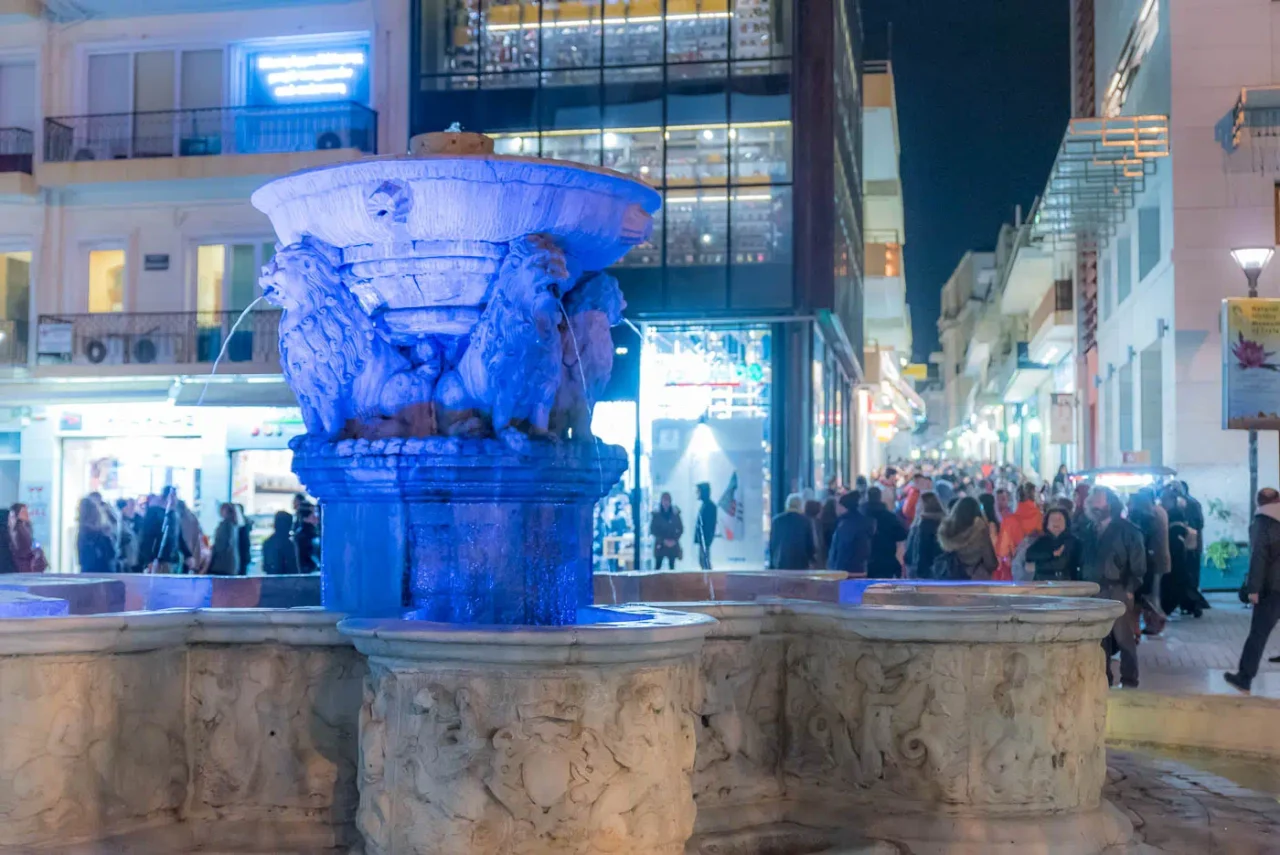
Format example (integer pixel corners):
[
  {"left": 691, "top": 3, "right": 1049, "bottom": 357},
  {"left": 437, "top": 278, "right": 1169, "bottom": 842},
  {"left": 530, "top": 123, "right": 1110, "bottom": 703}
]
[
  {"left": 338, "top": 605, "right": 717, "bottom": 666},
  {"left": 250, "top": 151, "right": 663, "bottom": 219}
]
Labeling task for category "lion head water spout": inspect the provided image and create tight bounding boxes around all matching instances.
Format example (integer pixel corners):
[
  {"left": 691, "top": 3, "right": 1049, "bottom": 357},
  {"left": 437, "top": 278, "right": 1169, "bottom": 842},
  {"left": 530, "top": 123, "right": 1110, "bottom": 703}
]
[{"left": 251, "top": 130, "right": 658, "bottom": 625}]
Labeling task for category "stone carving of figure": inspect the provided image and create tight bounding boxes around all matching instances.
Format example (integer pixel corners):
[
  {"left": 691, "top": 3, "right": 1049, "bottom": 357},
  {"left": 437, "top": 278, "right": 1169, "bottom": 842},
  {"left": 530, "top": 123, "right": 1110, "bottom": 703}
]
[
  {"left": 436, "top": 234, "right": 568, "bottom": 437},
  {"left": 260, "top": 236, "right": 435, "bottom": 440},
  {"left": 550, "top": 271, "right": 626, "bottom": 441}
]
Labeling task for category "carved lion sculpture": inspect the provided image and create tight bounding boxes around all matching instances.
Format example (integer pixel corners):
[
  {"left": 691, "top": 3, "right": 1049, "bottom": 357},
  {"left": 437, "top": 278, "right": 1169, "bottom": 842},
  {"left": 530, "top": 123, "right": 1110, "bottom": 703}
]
[
  {"left": 260, "top": 236, "right": 435, "bottom": 440},
  {"left": 549, "top": 271, "right": 626, "bottom": 441},
  {"left": 436, "top": 234, "right": 568, "bottom": 436}
]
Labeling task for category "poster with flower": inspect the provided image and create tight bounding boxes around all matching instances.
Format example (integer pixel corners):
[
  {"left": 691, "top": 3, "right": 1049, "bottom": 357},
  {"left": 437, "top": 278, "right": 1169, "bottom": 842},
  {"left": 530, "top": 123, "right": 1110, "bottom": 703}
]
[{"left": 1223, "top": 298, "right": 1280, "bottom": 429}]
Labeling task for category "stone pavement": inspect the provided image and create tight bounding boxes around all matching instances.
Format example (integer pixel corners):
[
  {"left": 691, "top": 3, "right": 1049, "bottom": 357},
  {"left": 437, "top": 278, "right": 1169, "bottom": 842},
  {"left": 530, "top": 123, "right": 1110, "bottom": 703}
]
[
  {"left": 1120, "top": 592, "right": 1280, "bottom": 698},
  {"left": 1107, "top": 748, "right": 1280, "bottom": 854}
]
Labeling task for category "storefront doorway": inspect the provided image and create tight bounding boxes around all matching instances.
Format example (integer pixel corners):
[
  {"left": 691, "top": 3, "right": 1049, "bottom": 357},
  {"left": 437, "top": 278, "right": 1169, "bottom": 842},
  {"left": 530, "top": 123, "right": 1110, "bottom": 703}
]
[{"left": 59, "top": 435, "right": 202, "bottom": 572}]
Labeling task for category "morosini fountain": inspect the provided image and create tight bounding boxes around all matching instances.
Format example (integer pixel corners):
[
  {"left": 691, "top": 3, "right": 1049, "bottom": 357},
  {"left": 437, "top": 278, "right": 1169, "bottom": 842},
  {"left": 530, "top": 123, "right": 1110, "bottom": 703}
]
[{"left": 0, "top": 133, "right": 1135, "bottom": 855}]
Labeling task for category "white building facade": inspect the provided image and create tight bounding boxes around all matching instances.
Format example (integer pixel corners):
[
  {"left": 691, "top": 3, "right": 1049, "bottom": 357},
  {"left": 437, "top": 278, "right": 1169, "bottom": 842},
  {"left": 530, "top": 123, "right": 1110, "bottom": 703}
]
[
  {"left": 1068, "top": 0, "right": 1272, "bottom": 524},
  {"left": 0, "top": 0, "right": 409, "bottom": 570}
]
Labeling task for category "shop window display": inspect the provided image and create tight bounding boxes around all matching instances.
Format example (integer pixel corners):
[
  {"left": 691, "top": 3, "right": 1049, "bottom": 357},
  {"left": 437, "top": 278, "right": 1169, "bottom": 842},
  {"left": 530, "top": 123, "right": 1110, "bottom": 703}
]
[{"left": 634, "top": 324, "right": 771, "bottom": 570}]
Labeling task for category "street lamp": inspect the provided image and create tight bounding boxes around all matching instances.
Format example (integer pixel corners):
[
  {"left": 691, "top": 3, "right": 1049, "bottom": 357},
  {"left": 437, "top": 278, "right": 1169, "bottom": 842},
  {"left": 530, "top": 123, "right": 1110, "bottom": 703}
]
[{"left": 1231, "top": 247, "right": 1276, "bottom": 517}]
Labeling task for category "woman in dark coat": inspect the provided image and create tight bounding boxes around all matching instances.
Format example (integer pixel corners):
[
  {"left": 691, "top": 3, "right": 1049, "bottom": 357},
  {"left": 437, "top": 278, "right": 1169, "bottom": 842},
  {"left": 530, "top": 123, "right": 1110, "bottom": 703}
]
[
  {"left": 76, "top": 496, "right": 116, "bottom": 574},
  {"left": 1025, "top": 507, "right": 1081, "bottom": 582},
  {"left": 8, "top": 503, "right": 43, "bottom": 573},
  {"left": 937, "top": 496, "right": 999, "bottom": 580},
  {"left": 804, "top": 499, "right": 826, "bottom": 567},
  {"left": 862, "top": 486, "right": 908, "bottom": 579},
  {"left": 903, "top": 491, "right": 944, "bottom": 578},
  {"left": 262, "top": 511, "right": 300, "bottom": 576},
  {"left": 650, "top": 492, "right": 684, "bottom": 570},
  {"left": 235, "top": 504, "right": 252, "bottom": 576},
  {"left": 207, "top": 503, "right": 240, "bottom": 577}
]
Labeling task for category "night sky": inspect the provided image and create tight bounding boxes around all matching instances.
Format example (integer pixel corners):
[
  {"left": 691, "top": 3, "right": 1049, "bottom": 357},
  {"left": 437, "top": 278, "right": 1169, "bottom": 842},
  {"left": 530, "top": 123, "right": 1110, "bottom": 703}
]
[{"left": 859, "top": 1, "right": 1070, "bottom": 361}]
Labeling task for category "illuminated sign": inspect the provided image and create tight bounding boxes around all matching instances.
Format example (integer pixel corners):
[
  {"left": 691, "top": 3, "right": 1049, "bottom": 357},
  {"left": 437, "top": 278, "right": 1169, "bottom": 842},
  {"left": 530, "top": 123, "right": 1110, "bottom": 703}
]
[{"left": 249, "top": 46, "right": 369, "bottom": 104}]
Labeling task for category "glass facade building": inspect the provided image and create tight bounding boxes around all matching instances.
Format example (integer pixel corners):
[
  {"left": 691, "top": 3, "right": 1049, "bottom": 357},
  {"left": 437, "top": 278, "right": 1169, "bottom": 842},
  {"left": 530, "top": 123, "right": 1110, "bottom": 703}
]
[{"left": 411, "top": 0, "right": 863, "bottom": 569}]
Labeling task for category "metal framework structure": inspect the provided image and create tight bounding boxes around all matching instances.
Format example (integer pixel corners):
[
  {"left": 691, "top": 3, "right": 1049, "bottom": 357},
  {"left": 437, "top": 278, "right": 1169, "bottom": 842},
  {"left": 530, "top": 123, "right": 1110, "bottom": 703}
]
[{"left": 1030, "top": 115, "right": 1169, "bottom": 248}]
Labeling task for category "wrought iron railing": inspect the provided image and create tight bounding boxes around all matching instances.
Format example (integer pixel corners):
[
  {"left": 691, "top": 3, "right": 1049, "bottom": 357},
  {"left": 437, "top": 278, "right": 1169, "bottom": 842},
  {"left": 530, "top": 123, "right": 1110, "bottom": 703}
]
[
  {"left": 43, "top": 102, "right": 377, "bottom": 163},
  {"left": 0, "top": 128, "right": 33, "bottom": 174},
  {"left": 35, "top": 310, "right": 281, "bottom": 368},
  {"left": 0, "top": 319, "right": 28, "bottom": 364}
]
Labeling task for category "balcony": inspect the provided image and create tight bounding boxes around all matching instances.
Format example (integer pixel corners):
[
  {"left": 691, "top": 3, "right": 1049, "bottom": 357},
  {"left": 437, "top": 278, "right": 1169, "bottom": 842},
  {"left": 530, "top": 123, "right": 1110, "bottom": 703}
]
[
  {"left": 996, "top": 342, "right": 1052, "bottom": 404},
  {"left": 35, "top": 310, "right": 281, "bottom": 374},
  {"left": 0, "top": 128, "right": 35, "bottom": 196},
  {"left": 998, "top": 223, "right": 1054, "bottom": 316},
  {"left": 41, "top": 102, "right": 377, "bottom": 186},
  {"left": 1028, "top": 280, "right": 1074, "bottom": 365}
]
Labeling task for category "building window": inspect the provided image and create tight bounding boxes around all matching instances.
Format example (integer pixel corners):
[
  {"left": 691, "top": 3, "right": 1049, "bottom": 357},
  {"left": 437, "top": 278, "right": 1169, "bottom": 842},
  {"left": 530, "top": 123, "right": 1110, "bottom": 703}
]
[
  {"left": 1116, "top": 236, "right": 1132, "bottom": 305},
  {"left": 196, "top": 242, "right": 275, "bottom": 314},
  {"left": 1137, "top": 206, "right": 1160, "bottom": 281},
  {"left": 1118, "top": 362, "right": 1134, "bottom": 455},
  {"left": 1100, "top": 254, "right": 1112, "bottom": 321},
  {"left": 88, "top": 249, "right": 125, "bottom": 313}
]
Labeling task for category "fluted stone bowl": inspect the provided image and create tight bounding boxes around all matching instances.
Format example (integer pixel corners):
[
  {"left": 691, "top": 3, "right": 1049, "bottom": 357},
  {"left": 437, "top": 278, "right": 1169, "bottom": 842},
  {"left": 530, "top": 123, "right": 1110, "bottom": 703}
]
[{"left": 251, "top": 155, "right": 660, "bottom": 340}]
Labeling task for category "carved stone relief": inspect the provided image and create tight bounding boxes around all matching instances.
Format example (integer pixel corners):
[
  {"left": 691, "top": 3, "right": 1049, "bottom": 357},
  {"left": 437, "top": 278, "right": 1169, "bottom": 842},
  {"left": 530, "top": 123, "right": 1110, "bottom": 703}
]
[{"left": 358, "top": 659, "right": 700, "bottom": 855}]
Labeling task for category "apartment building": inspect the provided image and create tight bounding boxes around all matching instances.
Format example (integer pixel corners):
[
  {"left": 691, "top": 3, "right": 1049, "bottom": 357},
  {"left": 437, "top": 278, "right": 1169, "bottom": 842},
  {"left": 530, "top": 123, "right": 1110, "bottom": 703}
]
[{"left": 0, "top": 0, "right": 409, "bottom": 570}]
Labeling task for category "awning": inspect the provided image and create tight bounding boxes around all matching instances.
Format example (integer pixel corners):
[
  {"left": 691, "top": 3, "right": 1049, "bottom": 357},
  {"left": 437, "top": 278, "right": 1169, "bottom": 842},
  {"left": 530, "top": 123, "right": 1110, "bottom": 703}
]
[{"left": 1031, "top": 115, "right": 1169, "bottom": 247}]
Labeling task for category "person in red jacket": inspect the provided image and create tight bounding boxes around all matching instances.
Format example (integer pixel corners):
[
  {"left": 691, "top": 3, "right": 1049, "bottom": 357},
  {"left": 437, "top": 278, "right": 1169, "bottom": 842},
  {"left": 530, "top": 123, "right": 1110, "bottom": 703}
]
[
  {"left": 996, "top": 483, "right": 1044, "bottom": 580},
  {"left": 900, "top": 474, "right": 933, "bottom": 525}
]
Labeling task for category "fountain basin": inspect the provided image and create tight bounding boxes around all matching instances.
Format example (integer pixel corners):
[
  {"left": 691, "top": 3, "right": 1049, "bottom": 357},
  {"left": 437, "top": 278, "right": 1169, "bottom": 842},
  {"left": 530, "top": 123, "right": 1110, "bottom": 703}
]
[
  {"left": 251, "top": 154, "right": 659, "bottom": 340},
  {"left": 339, "top": 606, "right": 715, "bottom": 855},
  {"left": 725, "top": 572, "right": 1100, "bottom": 604}
]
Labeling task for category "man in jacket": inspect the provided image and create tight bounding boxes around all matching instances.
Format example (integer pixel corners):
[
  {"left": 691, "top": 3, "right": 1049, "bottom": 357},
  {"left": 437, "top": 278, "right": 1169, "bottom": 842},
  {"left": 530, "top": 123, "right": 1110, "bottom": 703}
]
[
  {"left": 828, "top": 492, "right": 874, "bottom": 577},
  {"left": 1226, "top": 488, "right": 1280, "bottom": 693},
  {"left": 863, "top": 486, "right": 907, "bottom": 578},
  {"left": 1079, "top": 486, "right": 1147, "bottom": 688},
  {"left": 693, "top": 482, "right": 718, "bottom": 571},
  {"left": 769, "top": 493, "right": 817, "bottom": 570}
]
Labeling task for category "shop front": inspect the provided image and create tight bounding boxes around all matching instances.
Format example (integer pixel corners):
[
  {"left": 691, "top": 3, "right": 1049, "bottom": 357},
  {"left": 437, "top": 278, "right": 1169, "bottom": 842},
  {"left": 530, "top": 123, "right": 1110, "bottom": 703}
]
[
  {"left": 591, "top": 318, "right": 854, "bottom": 575},
  {"left": 20, "top": 403, "right": 303, "bottom": 573}
]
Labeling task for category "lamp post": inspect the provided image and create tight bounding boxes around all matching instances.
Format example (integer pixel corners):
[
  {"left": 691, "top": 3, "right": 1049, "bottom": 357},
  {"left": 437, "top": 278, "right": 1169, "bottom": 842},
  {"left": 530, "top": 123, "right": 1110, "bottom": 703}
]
[{"left": 1230, "top": 247, "right": 1275, "bottom": 518}]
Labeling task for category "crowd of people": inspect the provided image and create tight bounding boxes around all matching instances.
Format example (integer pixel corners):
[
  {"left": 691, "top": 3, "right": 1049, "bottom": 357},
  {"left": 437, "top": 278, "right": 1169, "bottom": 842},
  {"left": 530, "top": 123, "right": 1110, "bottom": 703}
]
[
  {"left": 764, "top": 460, "right": 1212, "bottom": 690},
  {"left": 0, "top": 488, "right": 321, "bottom": 576}
]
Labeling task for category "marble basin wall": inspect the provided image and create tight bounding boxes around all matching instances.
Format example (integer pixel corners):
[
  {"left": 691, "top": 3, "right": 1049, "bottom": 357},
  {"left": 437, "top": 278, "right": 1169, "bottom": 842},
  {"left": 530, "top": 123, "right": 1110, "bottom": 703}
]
[{"left": 0, "top": 610, "right": 362, "bottom": 853}]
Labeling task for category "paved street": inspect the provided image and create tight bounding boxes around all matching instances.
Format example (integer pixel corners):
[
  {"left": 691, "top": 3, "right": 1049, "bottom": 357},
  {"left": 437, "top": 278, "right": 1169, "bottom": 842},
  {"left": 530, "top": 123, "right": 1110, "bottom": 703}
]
[
  {"left": 1108, "top": 749, "right": 1280, "bottom": 854},
  {"left": 1118, "top": 593, "right": 1280, "bottom": 699}
]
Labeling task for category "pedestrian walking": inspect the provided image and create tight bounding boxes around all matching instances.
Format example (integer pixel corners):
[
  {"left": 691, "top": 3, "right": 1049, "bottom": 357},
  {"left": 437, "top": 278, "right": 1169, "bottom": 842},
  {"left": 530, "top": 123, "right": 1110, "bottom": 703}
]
[
  {"left": 804, "top": 499, "right": 826, "bottom": 567},
  {"left": 7, "top": 503, "right": 45, "bottom": 574},
  {"left": 206, "top": 503, "right": 241, "bottom": 576},
  {"left": 1025, "top": 507, "right": 1080, "bottom": 582},
  {"left": 1080, "top": 487, "right": 1146, "bottom": 689},
  {"left": 693, "top": 482, "right": 717, "bottom": 571},
  {"left": 139, "top": 488, "right": 190, "bottom": 574},
  {"left": 769, "top": 493, "right": 817, "bottom": 570},
  {"left": 235, "top": 504, "right": 252, "bottom": 576},
  {"left": 292, "top": 493, "right": 320, "bottom": 573},
  {"left": 862, "top": 486, "right": 907, "bottom": 578},
  {"left": 261, "top": 511, "right": 300, "bottom": 576},
  {"left": 650, "top": 492, "right": 684, "bottom": 570},
  {"left": 827, "top": 492, "right": 874, "bottom": 577},
  {"left": 1226, "top": 488, "right": 1280, "bottom": 693},
  {"left": 1128, "top": 488, "right": 1169, "bottom": 636},
  {"left": 76, "top": 495, "right": 117, "bottom": 574},
  {"left": 996, "top": 482, "right": 1044, "bottom": 581},
  {"left": 937, "top": 496, "right": 999, "bottom": 580},
  {"left": 903, "top": 491, "right": 944, "bottom": 578}
]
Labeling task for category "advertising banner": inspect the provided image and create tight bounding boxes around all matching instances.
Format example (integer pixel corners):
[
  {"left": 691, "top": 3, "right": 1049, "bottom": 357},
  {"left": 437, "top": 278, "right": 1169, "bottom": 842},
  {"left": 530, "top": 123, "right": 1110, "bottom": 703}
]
[{"left": 1223, "top": 298, "right": 1280, "bottom": 429}]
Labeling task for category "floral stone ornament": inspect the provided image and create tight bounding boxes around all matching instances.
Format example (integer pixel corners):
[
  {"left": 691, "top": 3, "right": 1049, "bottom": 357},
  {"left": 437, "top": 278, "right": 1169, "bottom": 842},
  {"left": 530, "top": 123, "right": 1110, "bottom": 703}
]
[{"left": 251, "top": 132, "right": 658, "bottom": 623}]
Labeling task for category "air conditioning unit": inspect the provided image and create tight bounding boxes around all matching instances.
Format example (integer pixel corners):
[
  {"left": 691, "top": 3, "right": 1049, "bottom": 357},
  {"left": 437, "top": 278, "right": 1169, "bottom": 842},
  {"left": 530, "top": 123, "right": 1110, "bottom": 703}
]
[
  {"left": 132, "top": 332, "right": 177, "bottom": 365},
  {"left": 82, "top": 336, "right": 124, "bottom": 365},
  {"left": 73, "top": 148, "right": 96, "bottom": 161},
  {"left": 316, "top": 130, "right": 343, "bottom": 150}
]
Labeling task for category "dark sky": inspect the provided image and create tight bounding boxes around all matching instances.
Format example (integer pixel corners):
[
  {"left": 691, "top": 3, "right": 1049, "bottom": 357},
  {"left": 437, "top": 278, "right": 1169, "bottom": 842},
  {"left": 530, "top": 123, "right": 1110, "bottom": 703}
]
[{"left": 859, "top": 1, "right": 1070, "bottom": 361}]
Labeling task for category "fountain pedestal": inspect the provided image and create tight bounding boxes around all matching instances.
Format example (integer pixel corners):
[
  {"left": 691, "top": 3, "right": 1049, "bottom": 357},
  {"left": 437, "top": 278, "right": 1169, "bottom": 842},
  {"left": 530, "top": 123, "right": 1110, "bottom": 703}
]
[
  {"left": 340, "top": 607, "right": 714, "bottom": 855},
  {"left": 293, "top": 437, "right": 627, "bottom": 623}
]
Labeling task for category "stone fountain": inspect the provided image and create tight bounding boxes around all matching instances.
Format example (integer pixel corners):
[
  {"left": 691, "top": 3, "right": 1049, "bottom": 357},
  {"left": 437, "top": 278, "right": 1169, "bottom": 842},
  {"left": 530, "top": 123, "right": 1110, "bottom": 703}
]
[{"left": 250, "top": 130, "right": 650, "bottom": 624}]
